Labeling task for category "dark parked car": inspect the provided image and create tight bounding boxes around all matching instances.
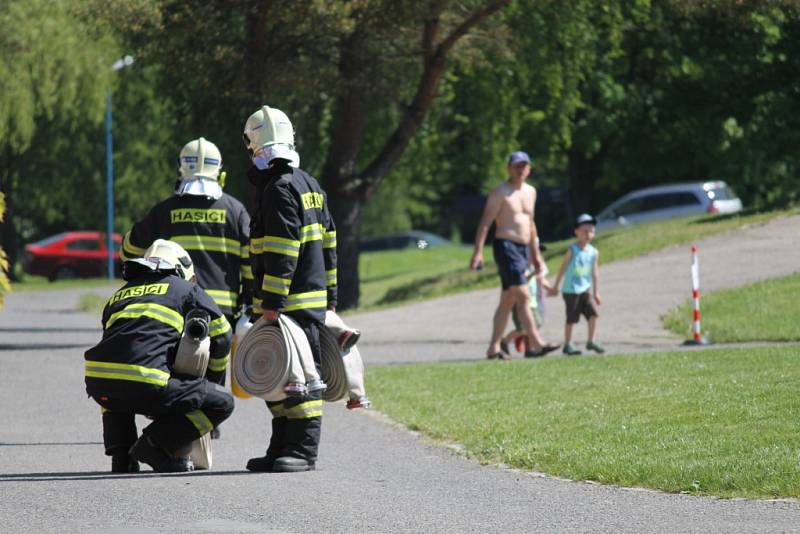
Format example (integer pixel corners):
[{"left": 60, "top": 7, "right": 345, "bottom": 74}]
[
  {"left": 359, "top": 231, "right": 451, "bottom": 252},
  {"left": 23, "top": 231, "right": 122, "bottom": 281}
]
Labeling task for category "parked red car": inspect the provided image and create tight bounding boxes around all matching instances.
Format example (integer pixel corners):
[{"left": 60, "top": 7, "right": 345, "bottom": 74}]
[{"left": 23, "top": 231, "right": 122, "bottom": 281}]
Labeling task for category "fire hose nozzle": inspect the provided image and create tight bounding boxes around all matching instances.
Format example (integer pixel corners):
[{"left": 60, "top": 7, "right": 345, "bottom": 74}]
[{"left": 185, "top": 309, "right": 210, "bottom": 340}]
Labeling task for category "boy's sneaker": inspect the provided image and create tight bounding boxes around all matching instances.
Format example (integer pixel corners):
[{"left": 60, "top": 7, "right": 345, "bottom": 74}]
[
  {"left": 562, "top": 343, "right": 582, "bottom": 356},
  {"left": 586, "top": 341, "right": 605, "bottom": 354}
]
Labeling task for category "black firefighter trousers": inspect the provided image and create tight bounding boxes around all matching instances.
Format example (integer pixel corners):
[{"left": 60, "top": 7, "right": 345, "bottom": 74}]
[
  {"left": 264, "top": 316, "right": 324, "bottom": 464},
  {"left": 94, "top": 376, "right": 234, "bottom": 456}
]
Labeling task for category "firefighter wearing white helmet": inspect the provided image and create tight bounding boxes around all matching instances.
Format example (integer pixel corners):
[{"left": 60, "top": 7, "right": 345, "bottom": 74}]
[
  {"left": 120, "top": 137, "right": 253, "bottom": 406},
  {"left": 85, "top": 239, "right": 234, "bottom": 473},
  {"left": 243, "top": 105, "right": 338, "bottom": 473}
]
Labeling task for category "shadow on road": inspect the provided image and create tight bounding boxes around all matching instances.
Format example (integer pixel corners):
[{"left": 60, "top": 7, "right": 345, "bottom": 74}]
[
  {"left": 0, "top": 441, "right": 103, "bottom": 447},
  {"left": 0, "top": 343, "right": 90, "bottom": 351},
  {"left": 0, "top": 327, "right": 100, "bottom": 333},
  {"left": 0, "top": 469, "right": 253, "bottom": 482}
]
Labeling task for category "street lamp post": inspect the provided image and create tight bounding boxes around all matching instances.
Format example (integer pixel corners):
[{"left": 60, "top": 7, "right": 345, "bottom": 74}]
[{"left": 105, "top": 54, "right": 134, "bottom": 279}]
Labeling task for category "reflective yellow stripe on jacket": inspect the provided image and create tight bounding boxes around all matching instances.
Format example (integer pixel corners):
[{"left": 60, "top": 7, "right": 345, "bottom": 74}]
[
  {"left": 323, "top": 230, "right": 336, "bottom": 249},
  {"left": 85, "top": 361, "right": 170, "bottom": 387},
  {"left": 208, "top": 316, "right": 231, "bottom": 337},
  {"left": 207, "top": 352, "right": 230, "bottom": 373},
  {"left": 105, "top": 302, "right": 184, "bottom": 333},
  {"left": 299, "top": 223, "right": 323, "bottom": 243},
  {"left": 283, "top": 290, "right": 327, "bottom": 312},
  {"left": 205, "top": 289, "right": 237, "bottom": 309},
  {"left": 326, "top": 269, "right": 337, "bottom": 286},
  {"left": 252, "top": 235, "right": 300, "bottom": 257},
  {"left": 262, "top": 274, "right": 292, "bottom": 296},
  {"left": 171, "top": 235, "right": 243, "bottom": 256}
]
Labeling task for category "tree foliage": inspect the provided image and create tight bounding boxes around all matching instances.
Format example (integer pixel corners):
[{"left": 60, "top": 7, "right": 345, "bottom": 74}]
[{"left": 3, "top": 0, "right": 800, "bottom": 309}]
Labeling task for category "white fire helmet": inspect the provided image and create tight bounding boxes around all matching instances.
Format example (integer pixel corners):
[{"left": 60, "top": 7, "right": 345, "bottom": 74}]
[
  {"left": 144, "top": 239, "right": 195, "bottom": 281},
  {"left": 178, "top": 137, "right": 222, "bottom": 180},
  {"left": 242, "top": 105, "right": 295, "bottom": 155}
]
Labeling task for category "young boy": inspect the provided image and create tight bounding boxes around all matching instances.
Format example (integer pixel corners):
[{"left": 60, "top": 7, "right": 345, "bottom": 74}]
[{"left": 548, "top": 214, "right": 604, "bottom": 355}]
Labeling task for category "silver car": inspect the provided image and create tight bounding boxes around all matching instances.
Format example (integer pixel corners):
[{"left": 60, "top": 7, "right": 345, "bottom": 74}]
[{"left": 596, "top": 181, "right": 743, "bottom": 232}]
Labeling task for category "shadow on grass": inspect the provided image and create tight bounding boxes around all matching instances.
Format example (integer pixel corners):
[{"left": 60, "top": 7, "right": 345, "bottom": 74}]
[{"left": 377, "top": 269, "right": 498, "bottom": 305}]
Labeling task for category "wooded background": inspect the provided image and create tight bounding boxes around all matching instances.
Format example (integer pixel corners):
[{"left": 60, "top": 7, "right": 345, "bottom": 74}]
[{"left": 2, "top": 0, "right": 799, "bottom": 308}]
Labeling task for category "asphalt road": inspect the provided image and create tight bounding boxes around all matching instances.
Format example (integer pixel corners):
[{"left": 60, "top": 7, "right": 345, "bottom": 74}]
[{"left": 1, "top": 214, "right": 799, "bottom": 533}]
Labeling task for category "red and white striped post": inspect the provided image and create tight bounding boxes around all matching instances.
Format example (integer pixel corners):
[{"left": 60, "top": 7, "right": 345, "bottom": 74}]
[{"left": 685, "top": 244, "right": 710, "bottom": 345}]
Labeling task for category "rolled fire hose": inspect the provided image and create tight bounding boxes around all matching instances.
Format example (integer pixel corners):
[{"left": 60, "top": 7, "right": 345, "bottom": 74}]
[
  {"left": 319, "top": 326, "right": 348, "bottom": 402},
  {"left": 230, "top": 315, "right": 254, "bottom": 399},
  {"left": 172, "top": 309, "right": 213, "bottom": 470},
  {"left": 323, "top": 311, "right": 370, "bottom": 406},
  {"left": 233, "top": 315, "right": 323, "bottom": 401}
]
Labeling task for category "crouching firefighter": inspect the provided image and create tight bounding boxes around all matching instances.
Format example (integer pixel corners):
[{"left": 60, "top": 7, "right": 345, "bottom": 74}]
[
  {"left": 242, "top": 105, "right": 337, "bottom": 473},
  {"left": 84, "top": 239, "right": 234, "bottom": 473}
]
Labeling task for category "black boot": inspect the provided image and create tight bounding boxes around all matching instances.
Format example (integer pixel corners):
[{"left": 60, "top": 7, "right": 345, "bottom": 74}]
[
  {"left": 129, "top": 435, "right": 194, "bottom": 473},
  {"left": 246, "top": 416, "right": 286, "bottom": 472},
  {"left": 272, "top": 416, "right": 321, "bottom": 473},
  {"left": 111, "top": 452, "right": 140, "bottom": 473}
]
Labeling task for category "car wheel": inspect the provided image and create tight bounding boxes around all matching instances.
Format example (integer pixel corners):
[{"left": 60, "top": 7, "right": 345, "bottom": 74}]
[{"left": 51, "top": 266, "right": 77, "bottom": 281}]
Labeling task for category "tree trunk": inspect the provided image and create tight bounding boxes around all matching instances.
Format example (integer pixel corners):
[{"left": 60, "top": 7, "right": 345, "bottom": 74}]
[
  {"left": 0, "top": 148, "right": 19, "bottom": 281},
  {"left": 327, "top": 190, "right": 363, "bottom": 310},
  {"left": 566, "top": 143, "right": 608, "bottom": 214}
]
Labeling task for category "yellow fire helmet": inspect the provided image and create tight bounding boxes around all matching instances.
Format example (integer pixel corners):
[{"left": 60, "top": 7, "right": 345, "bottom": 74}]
[
  {"left": 144, "top": 239, "right": 195, "bottom": 282},
  {"left": 242, "top": 105, "right": 295, "bottom": 156},
  {"left": 178, "top": 137, "right": 222, "bottom": 181}
]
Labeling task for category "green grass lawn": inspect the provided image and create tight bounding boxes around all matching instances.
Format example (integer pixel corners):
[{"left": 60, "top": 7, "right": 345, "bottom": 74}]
[
  {"left": 367, "top": 346, "right": 800, "bottom": 499},
  {"left": 357, "top": 208, "right": 793, "bottom": 311},
  {"left": 663, "top": 273, "right": 800, "bottom": 342}
]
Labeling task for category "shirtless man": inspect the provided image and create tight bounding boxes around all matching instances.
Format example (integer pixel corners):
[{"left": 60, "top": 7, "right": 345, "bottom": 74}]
[{"left": 470, "top": 151, "right": 559, "bottom": 359}]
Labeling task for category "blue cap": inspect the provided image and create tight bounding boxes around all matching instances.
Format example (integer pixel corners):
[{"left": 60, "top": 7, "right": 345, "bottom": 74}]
[{"left": 507, "top": 150, "right": 531, "bottom": 165}]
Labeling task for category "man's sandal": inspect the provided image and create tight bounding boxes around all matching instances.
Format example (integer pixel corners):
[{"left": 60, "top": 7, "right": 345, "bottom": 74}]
[{"left": 524, "top": 343, "right": 560, "bottom": 358}]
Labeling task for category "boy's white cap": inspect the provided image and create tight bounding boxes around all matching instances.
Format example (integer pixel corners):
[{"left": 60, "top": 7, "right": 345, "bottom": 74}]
[{"left": 575, "top": 213, "right": 597, "bottom": 228}]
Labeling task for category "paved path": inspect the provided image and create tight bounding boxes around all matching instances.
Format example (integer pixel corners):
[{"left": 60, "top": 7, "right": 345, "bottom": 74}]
[
  {"left": 349, "top": 213, "right": 800, "bottom": 362},
  {"left": 1, "top": 214, "right": 799, "bottom": 532}
]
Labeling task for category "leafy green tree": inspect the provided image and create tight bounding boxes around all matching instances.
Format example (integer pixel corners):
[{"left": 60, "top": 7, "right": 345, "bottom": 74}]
[
  {"left": 0, "top": 0, "right": 119, "bottom": 277},
  {"left": 0, "top": 192, "right": 9, "bottom": 307}
]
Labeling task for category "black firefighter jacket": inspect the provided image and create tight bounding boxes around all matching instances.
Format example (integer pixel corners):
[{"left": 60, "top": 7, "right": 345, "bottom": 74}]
[
  {"left": 84, "top": 273, "right": 232, "bottom": 401},
  {"left": 120, "top": 192, "right": 253, "bottom": 318},
  {"left": 248, "top": 162, "right": 337, "bottom": 324}
]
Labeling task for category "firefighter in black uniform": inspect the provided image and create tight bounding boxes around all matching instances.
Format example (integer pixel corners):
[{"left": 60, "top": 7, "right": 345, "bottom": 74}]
[
  {"left": 242, "top": 105, "right": 337, "bottom": 473},
  {"left": 120, "top": 137, "right": 252, "bottom": 391},
  {"left": 85, "top": 239, "right": 234, "bottom": 473}
]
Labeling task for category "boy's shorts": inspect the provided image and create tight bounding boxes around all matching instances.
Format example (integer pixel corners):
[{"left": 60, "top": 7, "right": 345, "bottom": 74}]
[
  {"left": 493, "top": 238, "right": 529, "bottom": 290},
  {"left": 562, "top": 291, "right": 598, "bottom": 324}
]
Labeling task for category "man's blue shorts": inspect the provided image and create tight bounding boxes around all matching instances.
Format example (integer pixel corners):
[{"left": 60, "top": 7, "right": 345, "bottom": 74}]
[{"left": 492, "top": 238, "right": 529, "bottom": 290}]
